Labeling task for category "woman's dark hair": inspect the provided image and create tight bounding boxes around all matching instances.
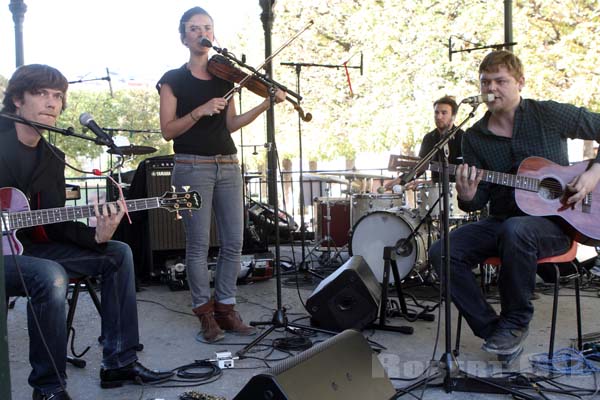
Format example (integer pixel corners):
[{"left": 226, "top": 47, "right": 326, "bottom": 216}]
[
  {"left": 2, "top": 64, "right": 68, "bottom": 112},
  {"left": 179, "top": 7, "right": 213, "bottom": 43}
]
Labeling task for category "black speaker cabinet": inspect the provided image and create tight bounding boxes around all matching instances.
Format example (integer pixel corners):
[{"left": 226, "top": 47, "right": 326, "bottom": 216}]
[
  {"left": 145, "top": 158, "right": 187, "bottom": 252},
  {"left": 234, "top": 329, "right": 395, "bottom": 400},
  {"left": 306, "top": 255, "right": 381, "bottom": 331}
]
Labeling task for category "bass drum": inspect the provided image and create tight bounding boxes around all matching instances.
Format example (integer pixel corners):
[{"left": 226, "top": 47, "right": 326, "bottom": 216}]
[{"left": 349, "top": 211, "right": 431, "bottom": 283}]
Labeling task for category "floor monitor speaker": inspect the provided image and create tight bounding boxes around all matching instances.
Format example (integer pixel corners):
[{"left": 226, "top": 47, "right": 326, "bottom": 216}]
[
  {"left": 233, "top": 329, "right": 395, "bottom": 400},
  {"left": 306, "top": 255, "right": 381, "bottom": 331}
]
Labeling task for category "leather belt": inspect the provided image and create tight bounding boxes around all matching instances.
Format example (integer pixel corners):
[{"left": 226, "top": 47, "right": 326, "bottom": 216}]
[{"left": 175, "top": 158, "right": 238, "bottom": 165}]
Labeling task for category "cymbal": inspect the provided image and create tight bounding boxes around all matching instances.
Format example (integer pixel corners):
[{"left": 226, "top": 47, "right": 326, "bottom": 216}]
[
  {"left": 397, "top": 154, "right": 420, "bottom": 161},
  {"left": 108, "top": 145, "right": 157, "bottom": 156},
  {"left": 302, "top": 173, "right": 349, "bottom": 185},
  {"left": 332, "top": 171, "right": 394, "bottom": 180}
]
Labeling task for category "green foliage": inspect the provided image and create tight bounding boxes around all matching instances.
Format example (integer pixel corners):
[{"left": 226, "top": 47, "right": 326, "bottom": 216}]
[
  {"left": 269, "top": 0, "right": 600, "bottom": 162},
  {"left": 3, "top": 2, "right": 599, "bottom": 170},
  {"left": 52, "top": 88, "right": 167, "bottom": 175}
]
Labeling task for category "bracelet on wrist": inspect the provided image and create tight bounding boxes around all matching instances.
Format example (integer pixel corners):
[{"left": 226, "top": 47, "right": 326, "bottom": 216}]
[{"left": 190, "top": 112, "right": 199, "bottom": 122}]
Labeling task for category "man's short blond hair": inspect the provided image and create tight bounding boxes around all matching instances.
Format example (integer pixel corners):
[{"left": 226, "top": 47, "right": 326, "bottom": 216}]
[{"left": 479, "top": 50, "right": 524, "bottom": 81}]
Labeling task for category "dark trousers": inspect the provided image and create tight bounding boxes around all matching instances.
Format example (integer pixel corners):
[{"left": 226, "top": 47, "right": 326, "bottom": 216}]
[
  {"left": 429, "top": 216, "right": 570, "bottom": 339},
  {"left": 4, "top": 240, "right": 139, "bottom": 395}
]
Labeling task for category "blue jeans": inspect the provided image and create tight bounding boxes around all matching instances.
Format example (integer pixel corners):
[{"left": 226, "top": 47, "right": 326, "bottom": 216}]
[
  {"left": 172, "top": 154, "right": 244, "bottom": 307},
  {"left": 429, "top": 216, "right": 571, "bottom": 339},
  {"left": 4, "top": 240, "right": 139, "bottom": 394}
]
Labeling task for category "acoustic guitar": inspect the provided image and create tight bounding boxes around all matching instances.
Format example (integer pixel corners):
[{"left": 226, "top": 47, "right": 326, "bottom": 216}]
[{"left": 391, "top": 155, "right": 600, "bottom": 245}]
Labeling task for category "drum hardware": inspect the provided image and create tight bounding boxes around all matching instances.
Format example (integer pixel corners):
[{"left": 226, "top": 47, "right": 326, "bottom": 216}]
[
  {"left": 351, "top": 193, "right": 406, "bottom": 228},
  {"left": 367, "top": 246, "right": 436, "bottom": 334},
  {"left": 349, "top": 204, "right": 439, "bottom": 284},
  {"left": 296, "top": 185, "right": 347, "bottom": 276},
  {"left": 107, "top": 145, "right": 157, "bottom": 156}
]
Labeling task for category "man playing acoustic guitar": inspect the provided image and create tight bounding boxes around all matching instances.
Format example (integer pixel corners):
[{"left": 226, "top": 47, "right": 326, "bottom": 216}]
[
  {"left": 429, "top": 50, "right": 600, "bottom": 361},
  {"left": 0, "top": 64, "right": 172, "bottom": 400}
]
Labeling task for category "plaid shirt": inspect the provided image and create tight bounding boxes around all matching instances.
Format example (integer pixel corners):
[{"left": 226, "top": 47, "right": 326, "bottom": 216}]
[{"left": 459, "top": 98, "right": 600, "bottom": 217}]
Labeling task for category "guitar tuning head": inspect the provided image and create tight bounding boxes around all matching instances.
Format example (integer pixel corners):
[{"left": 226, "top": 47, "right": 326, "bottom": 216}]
[
  {"left": 175, "top": 210, "right": 182, "bottom": 220},
  {"left": 171, "top": 185, "right": 176, "bottom": 192},
  {"left": 182, "top": 185, "right": 191, "bottom": 193}
]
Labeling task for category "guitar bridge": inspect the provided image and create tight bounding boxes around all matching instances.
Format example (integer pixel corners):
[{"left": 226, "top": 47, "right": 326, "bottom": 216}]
[{"left": 582, "top": 192, "right": 592, "bottom": 214}]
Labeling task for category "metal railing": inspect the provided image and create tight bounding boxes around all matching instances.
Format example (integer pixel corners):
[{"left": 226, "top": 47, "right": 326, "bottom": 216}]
[{"left": 65, "top": 167, "right": 395, "bottom": 237}]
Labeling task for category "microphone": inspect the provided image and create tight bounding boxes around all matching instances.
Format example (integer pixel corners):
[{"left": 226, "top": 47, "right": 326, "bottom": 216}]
[
  {"left": 360, "top": 51, "right": 363, "bottom": 76},
  {"left": 462, "top": 93, "right": 495, "bottom": 105},
  {"left": 392, "top": 184, "right": 404, "bottom": 195},
  {"left": 199, "top": 37, "right": 212, "bottom": 48},
  {"left": 199, "top": 37, "right": 225, "bottom": 54},
  {"left": 394, "top": 238, "right": 413, "bottom": 257},
  {"left": 79, "top": 112, "right": 123, "bottom": 156}
]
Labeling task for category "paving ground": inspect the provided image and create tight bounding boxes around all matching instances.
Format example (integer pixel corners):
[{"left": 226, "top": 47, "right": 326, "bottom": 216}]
[{"left": 5, "top": 244, "right": 600, "bottom": 400}]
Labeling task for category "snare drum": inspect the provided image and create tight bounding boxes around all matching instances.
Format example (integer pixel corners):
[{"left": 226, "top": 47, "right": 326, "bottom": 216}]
[
  {"left": 349, "top": 211, "right": 435, "bottom": 283},
  {"left": 314, "top": 197, "right": 351, "bottom": 246},
  {"left": 351, "top": 193, "right": 405, "bottom": 227},
  {"left": 415, "top": 183, "right": 467, "bottom": 220}
]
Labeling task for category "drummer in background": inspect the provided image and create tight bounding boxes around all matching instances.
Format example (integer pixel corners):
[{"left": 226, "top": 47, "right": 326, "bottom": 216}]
[{"left": 385, "top": 95, "right": 464, "bottom": 190}]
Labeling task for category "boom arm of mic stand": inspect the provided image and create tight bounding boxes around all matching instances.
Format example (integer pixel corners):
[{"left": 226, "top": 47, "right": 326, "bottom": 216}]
[
  {"left": 280, "top": 60, "right": 362, "bottom": 71},
  {"left": 1, "top": 111, "right": 125, "bottom": 172},
  {"left": 398, "top": 104, "right": 480, "bottom": 185},
  {"left": 0, "top": 111, "right": 100, "bottom": 144}
]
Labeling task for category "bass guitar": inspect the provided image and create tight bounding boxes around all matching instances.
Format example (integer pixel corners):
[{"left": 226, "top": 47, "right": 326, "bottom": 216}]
[{"left": 1, "top": 187, "right": 201, "bottom": 255}]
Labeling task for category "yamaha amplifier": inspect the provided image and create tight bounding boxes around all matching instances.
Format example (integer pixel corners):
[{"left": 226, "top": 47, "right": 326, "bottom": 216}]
[{"left": 145, "top": 158, "right": 187, "bottom": 251}]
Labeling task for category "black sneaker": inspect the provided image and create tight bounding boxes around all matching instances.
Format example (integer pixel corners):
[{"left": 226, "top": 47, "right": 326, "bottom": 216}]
[{"left": 481, "top": 327, "right": 529, "bottom": 356}]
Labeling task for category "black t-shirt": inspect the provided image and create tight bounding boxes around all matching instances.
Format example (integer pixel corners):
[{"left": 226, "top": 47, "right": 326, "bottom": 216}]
[
  {"left": 16, "top": 141, "right": 39, "bottom": 191},
  {"left": 418, "top": 128, "right": 464, "bottom": 182},
  {"left": 157, "top": 64, "right": 236, "bottom": 156}
]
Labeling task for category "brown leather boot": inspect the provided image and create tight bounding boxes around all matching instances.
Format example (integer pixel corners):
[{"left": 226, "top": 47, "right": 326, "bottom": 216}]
[
  {"left": 214, "top": 302, "right": 257, "bottom": 336},
  {"left": 192, "top": 300, "right": 225, "bottom": 343}
]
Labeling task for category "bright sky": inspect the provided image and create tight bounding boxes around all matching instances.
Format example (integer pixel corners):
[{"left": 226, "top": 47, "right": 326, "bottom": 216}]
[{"left": 0, "top": 1, "right": 261, "bottom": 87}]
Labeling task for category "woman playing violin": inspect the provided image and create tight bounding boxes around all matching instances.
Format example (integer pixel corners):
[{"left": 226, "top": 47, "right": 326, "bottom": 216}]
[{"left": 156, "top": 6, "right": 285, "bottom": 344}]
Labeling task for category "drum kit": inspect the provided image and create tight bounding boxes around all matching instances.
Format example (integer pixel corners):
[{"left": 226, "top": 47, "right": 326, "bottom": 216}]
[{"left": 304, "top": 165, "right": 473, "bottom": 283}]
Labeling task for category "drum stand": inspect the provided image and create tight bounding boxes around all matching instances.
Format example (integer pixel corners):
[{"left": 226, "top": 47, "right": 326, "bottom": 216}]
[
  {"left": 368, "top": 247, "right": 413, "bottom": 334},
  {"left": 297, "top": 185, "right": 345, "bottom": 273},
  {"left": 371, "top": 205, "right": 437, "bottom": 331}
]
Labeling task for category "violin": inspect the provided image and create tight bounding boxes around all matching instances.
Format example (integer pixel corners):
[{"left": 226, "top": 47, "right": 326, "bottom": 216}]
[{"left": 207, "top": 55, "right": 312, "bottom": 122}]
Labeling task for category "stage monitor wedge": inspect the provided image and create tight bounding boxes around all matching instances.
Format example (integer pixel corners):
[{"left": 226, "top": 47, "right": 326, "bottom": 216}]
[
  {"left": 233, "top": 329, "right": 395, "bottom": 400},
  {"left": 306, "top": 255, "right": 381, "bottom": 331}
]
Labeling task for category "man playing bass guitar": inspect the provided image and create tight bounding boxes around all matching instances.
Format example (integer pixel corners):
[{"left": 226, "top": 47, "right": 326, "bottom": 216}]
[
  {"left": 0, "top": 64, "right": 172, "bottom": 400},
  {"left": 429, "top": 50, "right": 600, "bottom": 361}
]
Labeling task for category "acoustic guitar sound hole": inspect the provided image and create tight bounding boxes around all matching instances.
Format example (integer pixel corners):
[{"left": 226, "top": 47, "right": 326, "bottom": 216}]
[{"left": 539, "top": 178, "right": 562, "bottom": 200}]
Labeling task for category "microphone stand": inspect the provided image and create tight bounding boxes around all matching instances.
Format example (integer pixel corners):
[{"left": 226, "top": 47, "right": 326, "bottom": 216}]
[
  {"left": 278, "top": 62, "right": 317, "bottom": 279},
  {"left": 0, "top": 112, "right": 125, "bottom": 172},
  {"left": 235, "top": 81, "right": 338, "bottom": 358},
  {"left": 393, "top": 104, "right": 536, "bottom": 399},
  {"left": 0, "top": 111, "right": 100, "bottom": 144},
  {"left": 279, "top": 58, "right": 360, "bottom": 275},
  {"left": 0, "top": 209, "right": 10, "bottom": 399},
  {"left": 228, "top": 12, "right": 335, "bottom": 357}
]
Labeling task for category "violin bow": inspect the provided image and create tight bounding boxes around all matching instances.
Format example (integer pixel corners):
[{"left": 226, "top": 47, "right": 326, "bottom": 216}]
[{"left": 223, "top": 20, "right": 314, "bottom": 101}]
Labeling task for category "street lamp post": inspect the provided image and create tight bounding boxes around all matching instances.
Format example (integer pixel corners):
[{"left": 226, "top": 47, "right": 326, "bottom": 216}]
[{"left": 9, "top": 0, "right": 28, "bottom": 67}]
